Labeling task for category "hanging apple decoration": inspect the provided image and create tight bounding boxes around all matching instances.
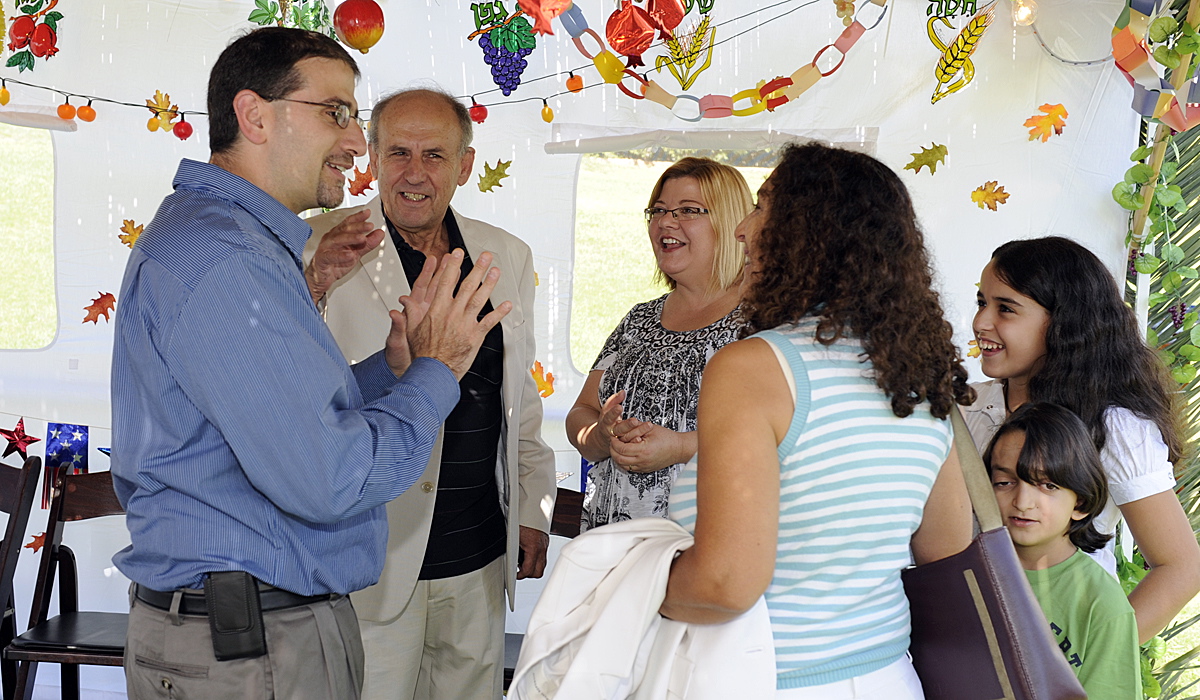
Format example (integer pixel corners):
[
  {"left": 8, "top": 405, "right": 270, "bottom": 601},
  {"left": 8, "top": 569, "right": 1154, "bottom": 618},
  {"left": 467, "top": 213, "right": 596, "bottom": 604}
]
[
  {"left": 469, "top": 100, "right": 488, "bottom": 124},
  {"left": 334, "top": 0, "right": 384, "bottom": 54}
]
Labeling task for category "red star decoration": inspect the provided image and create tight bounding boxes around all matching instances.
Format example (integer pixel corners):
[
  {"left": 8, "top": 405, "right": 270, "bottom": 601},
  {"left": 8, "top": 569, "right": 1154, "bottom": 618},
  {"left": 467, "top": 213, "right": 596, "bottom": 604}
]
[{"left": 1, "top": 418, "right": 41, "bottom": 461}]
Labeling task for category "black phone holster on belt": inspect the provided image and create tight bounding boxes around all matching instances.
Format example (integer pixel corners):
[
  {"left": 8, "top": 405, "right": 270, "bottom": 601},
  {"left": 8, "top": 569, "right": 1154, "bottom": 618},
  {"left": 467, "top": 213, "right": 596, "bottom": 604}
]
[{"left": 204, "top": 571, "right": 267, "bottom": 661}]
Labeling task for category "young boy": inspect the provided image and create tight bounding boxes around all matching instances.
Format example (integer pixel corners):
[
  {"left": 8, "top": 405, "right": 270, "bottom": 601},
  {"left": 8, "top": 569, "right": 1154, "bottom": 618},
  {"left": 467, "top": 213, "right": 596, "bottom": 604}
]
[{"left": 983, "top": 402, "right": 1141, "bottom": 700}]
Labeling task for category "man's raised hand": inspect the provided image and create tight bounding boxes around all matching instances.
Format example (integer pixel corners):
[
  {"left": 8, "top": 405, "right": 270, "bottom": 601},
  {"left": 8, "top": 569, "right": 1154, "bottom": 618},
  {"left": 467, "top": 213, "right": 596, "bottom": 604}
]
[{"left": 305, "top": 210, "right": 384, "bottom": 304}]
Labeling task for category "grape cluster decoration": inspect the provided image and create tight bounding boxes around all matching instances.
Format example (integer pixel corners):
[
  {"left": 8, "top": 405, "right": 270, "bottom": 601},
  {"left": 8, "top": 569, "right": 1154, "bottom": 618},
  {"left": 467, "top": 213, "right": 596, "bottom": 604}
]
[{"left": 470, "top": 2, "right": 537, "bottom": 97}]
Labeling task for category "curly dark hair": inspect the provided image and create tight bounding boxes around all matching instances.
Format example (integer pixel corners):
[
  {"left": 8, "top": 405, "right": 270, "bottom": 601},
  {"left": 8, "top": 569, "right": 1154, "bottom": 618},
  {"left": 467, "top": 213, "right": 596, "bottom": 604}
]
[
  {"left": 983, "top": 402, "right": 1111, "bottom": 553},
  {"left": 989, "top": 236, "right": 1182, "bottom": 463},
  {"left": 741, "top": 142, "right": 973, "bottom": 419}
]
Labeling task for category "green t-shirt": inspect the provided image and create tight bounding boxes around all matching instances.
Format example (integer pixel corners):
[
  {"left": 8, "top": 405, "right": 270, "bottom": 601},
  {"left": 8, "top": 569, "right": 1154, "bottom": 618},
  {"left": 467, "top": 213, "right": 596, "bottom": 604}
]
[{"left": 1025, "top": 549, "right": 1141, "bottom": 700}]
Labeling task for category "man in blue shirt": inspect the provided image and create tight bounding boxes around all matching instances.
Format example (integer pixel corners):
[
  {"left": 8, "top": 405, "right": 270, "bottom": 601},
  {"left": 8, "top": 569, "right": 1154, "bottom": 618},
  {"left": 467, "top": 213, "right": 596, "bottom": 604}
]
[{"left": 110, "top": 27, "right": 509, "bottom": 699}]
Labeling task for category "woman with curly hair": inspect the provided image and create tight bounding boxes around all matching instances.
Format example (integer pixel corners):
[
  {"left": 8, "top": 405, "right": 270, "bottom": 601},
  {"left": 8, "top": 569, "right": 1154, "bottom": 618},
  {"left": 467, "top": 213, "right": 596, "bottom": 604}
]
[
  {"left": 966, "top": 236, "right": 1200, "bottom": 642},
  {"left": 661, "top": 142, "right": 973, "bottom": 698}
]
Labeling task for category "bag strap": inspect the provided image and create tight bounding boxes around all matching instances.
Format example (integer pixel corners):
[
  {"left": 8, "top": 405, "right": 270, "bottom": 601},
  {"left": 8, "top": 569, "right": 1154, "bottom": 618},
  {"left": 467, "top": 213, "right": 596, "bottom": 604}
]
[{"left": 949, "top": 408, "right": 1004, "bottom": 532}]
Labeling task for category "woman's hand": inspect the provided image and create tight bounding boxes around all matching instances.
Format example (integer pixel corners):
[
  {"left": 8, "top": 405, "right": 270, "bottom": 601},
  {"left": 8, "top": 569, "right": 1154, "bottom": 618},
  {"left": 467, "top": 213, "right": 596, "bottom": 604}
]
[
  {"left": 608, "top": 419, "right": 697, "bottom": 473},
  {"left": 566, "top": 369, "right": 627, "bottom": 463}
]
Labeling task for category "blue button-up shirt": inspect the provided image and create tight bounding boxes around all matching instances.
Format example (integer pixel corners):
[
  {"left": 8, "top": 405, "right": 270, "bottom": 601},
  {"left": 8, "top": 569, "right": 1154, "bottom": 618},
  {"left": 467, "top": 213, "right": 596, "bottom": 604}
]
[{"left": 111, "top": 159, "right": 459, "bottom": 595}]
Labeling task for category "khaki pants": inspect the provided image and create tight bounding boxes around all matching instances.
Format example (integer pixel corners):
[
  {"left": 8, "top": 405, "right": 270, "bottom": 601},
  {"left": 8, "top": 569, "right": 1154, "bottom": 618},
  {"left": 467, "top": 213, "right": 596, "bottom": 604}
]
[
  {"left": 124, "top": 589, "right": 364, "bottom": 700},
  {"left": 359, "top": 556, "right": 506, "bottom": 700}
]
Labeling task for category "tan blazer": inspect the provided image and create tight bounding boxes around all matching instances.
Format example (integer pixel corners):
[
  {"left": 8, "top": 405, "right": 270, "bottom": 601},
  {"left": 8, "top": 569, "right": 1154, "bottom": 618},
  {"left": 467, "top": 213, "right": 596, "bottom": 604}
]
[{"left": 304, "top": 197, "right": 556, "bottom": 618}]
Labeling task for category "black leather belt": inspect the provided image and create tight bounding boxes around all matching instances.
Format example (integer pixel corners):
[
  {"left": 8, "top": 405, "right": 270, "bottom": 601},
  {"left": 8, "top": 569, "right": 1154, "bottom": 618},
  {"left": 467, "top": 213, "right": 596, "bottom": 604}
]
[{"left": 134, "top": 583, "right": 332, "bottom": 616}]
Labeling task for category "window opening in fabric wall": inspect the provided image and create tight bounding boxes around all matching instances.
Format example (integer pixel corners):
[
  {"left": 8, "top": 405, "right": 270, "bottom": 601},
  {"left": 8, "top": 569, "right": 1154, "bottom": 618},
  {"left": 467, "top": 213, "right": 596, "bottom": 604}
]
[
  {"left": 571, "top": 148, "right": 773, "bottom": 372},
  {"left": 0, "top": 122, "right": 55, "bottom": 349}
]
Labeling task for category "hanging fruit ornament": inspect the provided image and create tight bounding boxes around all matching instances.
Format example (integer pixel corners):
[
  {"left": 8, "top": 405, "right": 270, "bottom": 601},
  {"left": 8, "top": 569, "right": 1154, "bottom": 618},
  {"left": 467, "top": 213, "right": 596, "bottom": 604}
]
[
  {"left": 469, "top": 98, "right": 488, "bottom": 124},
  {"left": 173, "top": 116, "right": 194, "bottom": 141},
  {"left": 541, "top": 99, "right": 554, "bottom": 123},
  {"left": 516, "top": 0, "right": 573, "bottom": 35},
  {"left": 334, "top": 0, "right": 384, "bottom": 54},
  {"left": 77, "top": 100, "right": 96, "bottom": 122},
  {"left": 606, "top": 0, "right": 657, "bottom": 68},
  {"left": 566, "top": 72, "right": 583, "bottom": 93},
  {"left": 56, "top": 98, "right": 75, "bottom": 120},
  {"left": 0, "top": 81, "right": 9, "bottom": 107},
  {"left": 646, "top": 0, "right": 685, "bottom": 40},
  {"left": 147, "top": 115, "right": 161, "bottom": 132}
]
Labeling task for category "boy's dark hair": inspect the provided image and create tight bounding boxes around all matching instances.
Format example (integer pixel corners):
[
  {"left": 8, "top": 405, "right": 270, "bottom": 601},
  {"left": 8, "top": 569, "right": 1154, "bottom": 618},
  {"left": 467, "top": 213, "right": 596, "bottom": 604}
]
[
  {"left": 207, "top": 27, "right": 359, "bottom": 154},
  {"left": 983, "top": 402, "right": 1111, "bottom": 553}
]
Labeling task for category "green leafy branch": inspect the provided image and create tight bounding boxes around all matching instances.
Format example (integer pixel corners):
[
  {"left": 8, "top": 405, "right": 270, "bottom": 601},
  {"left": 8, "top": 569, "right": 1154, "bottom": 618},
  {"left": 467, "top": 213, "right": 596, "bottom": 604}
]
[
  {"left": 247, "top": 0, "right": 333, "bottom": 37},
  {"left": 1118, "top": 141, "right": 1200, "bottom": 386},
  {"left": 1147, "top": 15, "right": 1200, "bottom": 74}
]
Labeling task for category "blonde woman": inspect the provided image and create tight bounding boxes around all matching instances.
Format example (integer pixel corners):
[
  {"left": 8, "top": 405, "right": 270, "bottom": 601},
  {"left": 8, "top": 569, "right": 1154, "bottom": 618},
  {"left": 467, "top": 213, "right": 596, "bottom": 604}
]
[{"left": 567, "top": 157, "right": 752, "bottom": 532}]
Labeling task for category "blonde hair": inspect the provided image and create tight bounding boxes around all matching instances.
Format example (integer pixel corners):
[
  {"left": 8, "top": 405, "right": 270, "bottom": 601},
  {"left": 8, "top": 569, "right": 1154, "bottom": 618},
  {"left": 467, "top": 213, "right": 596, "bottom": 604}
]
[{"left": 647, "top": 157, "right": 752, "bottom": 294}]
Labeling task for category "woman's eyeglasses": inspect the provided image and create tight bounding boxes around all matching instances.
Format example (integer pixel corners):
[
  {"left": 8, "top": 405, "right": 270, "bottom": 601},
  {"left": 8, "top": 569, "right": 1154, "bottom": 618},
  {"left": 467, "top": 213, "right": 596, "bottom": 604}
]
[{"left": 643, "top": 206, "right": 710, "bottom": 222}]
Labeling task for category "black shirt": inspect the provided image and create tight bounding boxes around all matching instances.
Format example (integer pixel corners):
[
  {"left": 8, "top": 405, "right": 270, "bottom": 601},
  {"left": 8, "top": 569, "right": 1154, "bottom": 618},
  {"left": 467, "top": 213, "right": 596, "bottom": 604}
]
[{"left": 387, "top": 211, "right": 507, "bottom": 580}]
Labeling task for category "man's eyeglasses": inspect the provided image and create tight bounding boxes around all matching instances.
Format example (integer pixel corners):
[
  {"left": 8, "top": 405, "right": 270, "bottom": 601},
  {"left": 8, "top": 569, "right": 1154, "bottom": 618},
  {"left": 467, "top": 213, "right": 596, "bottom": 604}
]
[
  {"left": 644, "top": 206, "right": 710, "bottom": 222},
  {"left": 270, "top": 97, "right": 367, "bottom": 129}
]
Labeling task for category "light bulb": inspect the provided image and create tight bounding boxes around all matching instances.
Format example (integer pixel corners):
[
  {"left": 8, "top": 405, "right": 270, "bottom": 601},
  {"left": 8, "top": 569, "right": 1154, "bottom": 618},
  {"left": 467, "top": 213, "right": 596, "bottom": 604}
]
[{"left": 1012, "top": 0, "right": 1037, "bottom": 26}]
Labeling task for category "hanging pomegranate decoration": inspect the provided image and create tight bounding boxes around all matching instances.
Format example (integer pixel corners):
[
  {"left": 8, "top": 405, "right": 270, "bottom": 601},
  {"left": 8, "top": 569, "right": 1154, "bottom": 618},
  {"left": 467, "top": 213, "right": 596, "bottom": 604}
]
[
  {"left": 469, "top": 100, "right": 488, "bottom": 124},
  {"left": 6, "top": 0, "right": 65, "bottom": 73},
  {"left": 606, "top": 0, "right": 657, "bottom": 68},
  {"left": 173, "top": 117, "right": 194, "bottom": 141},
  {"left": 516, "top": 0, "right": 573, "bottom": 36},
  {"left": 646, "top": 0, "right": 686, "bottom": 40},
  {"left": 334, "top": 0, "right": 384, "bottom": 54}
]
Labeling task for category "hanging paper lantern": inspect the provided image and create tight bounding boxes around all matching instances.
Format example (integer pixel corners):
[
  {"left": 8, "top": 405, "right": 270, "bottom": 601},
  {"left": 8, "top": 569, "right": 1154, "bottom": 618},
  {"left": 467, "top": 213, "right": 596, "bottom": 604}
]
[
  {"left": 647, "top": 0, "right": 686, "bottom": 40},
  {"left": 606, "top": 1, "right": 657, "bottom": 68},
  {"left": 173, "top": 117, "right": 194, "bottom": 141},
  {"left": 541, "top": 100, "right": 554, "bottom": 123},
  {"left": 516, "top": 0, "right": 573, "bottom": 36},
  {"left": 566, "top": 72, "right": 583, "bottom": 93},
  {"left": 469, "top": 100, "right": 488, "bottom": 124},
  {"left": 334, "top": 0, "right": 385, "bottom": 54},
  {"left": 77, "top": 100, "right": 96, "bottom": 122}
]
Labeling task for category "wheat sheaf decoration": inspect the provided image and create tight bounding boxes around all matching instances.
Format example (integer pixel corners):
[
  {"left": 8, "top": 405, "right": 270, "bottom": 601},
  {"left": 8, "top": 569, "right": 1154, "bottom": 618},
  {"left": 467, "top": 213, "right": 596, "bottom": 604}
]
[{"left": 928, "top": 2, "right": 996, "bottom": 105}]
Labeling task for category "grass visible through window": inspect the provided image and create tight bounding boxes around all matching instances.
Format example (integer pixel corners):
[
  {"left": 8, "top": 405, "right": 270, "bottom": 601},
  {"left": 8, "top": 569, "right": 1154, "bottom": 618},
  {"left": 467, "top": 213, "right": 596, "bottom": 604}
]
[{"left": 0, "top": 122, "right": 55, "bottom": 349}]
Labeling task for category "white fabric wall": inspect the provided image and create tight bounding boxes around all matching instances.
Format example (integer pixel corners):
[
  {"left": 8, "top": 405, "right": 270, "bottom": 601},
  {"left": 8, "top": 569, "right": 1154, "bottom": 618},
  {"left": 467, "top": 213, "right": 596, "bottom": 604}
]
[{"left": 0, "top": 0, "right": 1135, "bottom": 695}]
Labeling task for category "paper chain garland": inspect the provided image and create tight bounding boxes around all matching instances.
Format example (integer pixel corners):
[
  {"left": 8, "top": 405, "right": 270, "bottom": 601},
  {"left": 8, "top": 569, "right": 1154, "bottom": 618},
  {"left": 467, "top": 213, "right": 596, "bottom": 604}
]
[
  {"left": 0, "top": 0, "right": 885, "bottom": 126},
  {"left": 545, "top": 0, "right": 889, "bottom": 121},
  {"left": 1112, "top": 0, "right": 1200, "bottom": 131}
]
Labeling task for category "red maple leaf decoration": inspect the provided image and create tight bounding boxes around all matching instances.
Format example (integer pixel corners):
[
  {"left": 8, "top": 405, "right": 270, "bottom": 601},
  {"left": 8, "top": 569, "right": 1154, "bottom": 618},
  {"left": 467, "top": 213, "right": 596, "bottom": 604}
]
[
  {"left": 1, "top": 417, "right": 41, "bottom": 460},
  {"left": 24, "top": 532, "right": 45, "bottom": 553},
  {"left": 348, "top": 164, "right": 374, "bottom": 197},
  {"left": 83, "top": 292, "right": 116, "bottom": 324}
]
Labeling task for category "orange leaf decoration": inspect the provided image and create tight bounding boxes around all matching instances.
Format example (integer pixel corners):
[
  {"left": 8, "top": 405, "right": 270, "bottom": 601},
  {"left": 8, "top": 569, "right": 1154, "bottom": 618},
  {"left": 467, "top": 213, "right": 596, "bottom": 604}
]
[
  {"left": 967, "top": 340, "right": 980, "bottom": 358},
  {"left": 531, "top": 360, "right": 555, "bottom": 398},
  {"left": 971, "top": 181, "right": 1010, "bottom": 211},
  {"left": 83, "top": 292, "right": 116, "bottom": 324},
  {"left": 119, "top": 219, "right": 143, "bottom": 249},
  {"left": 24, "top": 532, "right": 45, "bottom": 553},
  {"left": 1023, "top": 103, "right": 1068, "bottom": 143},
  {"left": 348, "top": 164, "right": 374, "bottom": 197}
]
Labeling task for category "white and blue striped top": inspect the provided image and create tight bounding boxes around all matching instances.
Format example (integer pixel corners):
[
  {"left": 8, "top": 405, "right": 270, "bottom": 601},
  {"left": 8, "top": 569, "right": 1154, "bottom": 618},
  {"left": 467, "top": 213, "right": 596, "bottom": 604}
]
[{"left": 669, "top": 318, "right": 952, "bottom": 689}]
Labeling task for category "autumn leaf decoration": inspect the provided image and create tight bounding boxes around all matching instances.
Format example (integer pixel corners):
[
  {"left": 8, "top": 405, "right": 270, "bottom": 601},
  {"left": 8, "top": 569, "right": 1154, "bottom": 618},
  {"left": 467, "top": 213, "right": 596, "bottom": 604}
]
[
  {"left": 145, "top": 90, "right": 179, "bottom": 132},
  {"left": 119, "top": 219, "right": 143, "bottom": 249},
  {"left": 83, "top": 292, "right": 115, "bottom": 324},
  {"left": 966, "top": 340, "right": 981, "bottom": 358},
  {"left": 531, "top": 360, "right": 555, "bottom": 398},
  {"left": 971, "top": 181, "right": 1010, "bottom": 211},
  {"left": 1024, "top": 103, "right": 1068, "bottom": 143},
  {"left": 24, "top": 532, "right": 45, "bottom": 553},
  {"left": 348, "top": 164, "right": 374, "bottom": 196},
  {"left": 904, "top": 143, "right": 948, "bottom": 175},
  {"left": 478, "top": 159, "right": 512, "bottom": 193}
]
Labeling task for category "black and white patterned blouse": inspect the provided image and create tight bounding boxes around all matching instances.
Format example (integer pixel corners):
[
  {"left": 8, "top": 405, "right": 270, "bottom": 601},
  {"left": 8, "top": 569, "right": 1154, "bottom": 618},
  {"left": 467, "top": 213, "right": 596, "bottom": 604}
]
[{"left": 581, "top": 294, "right": 744, "bottom": 532}]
